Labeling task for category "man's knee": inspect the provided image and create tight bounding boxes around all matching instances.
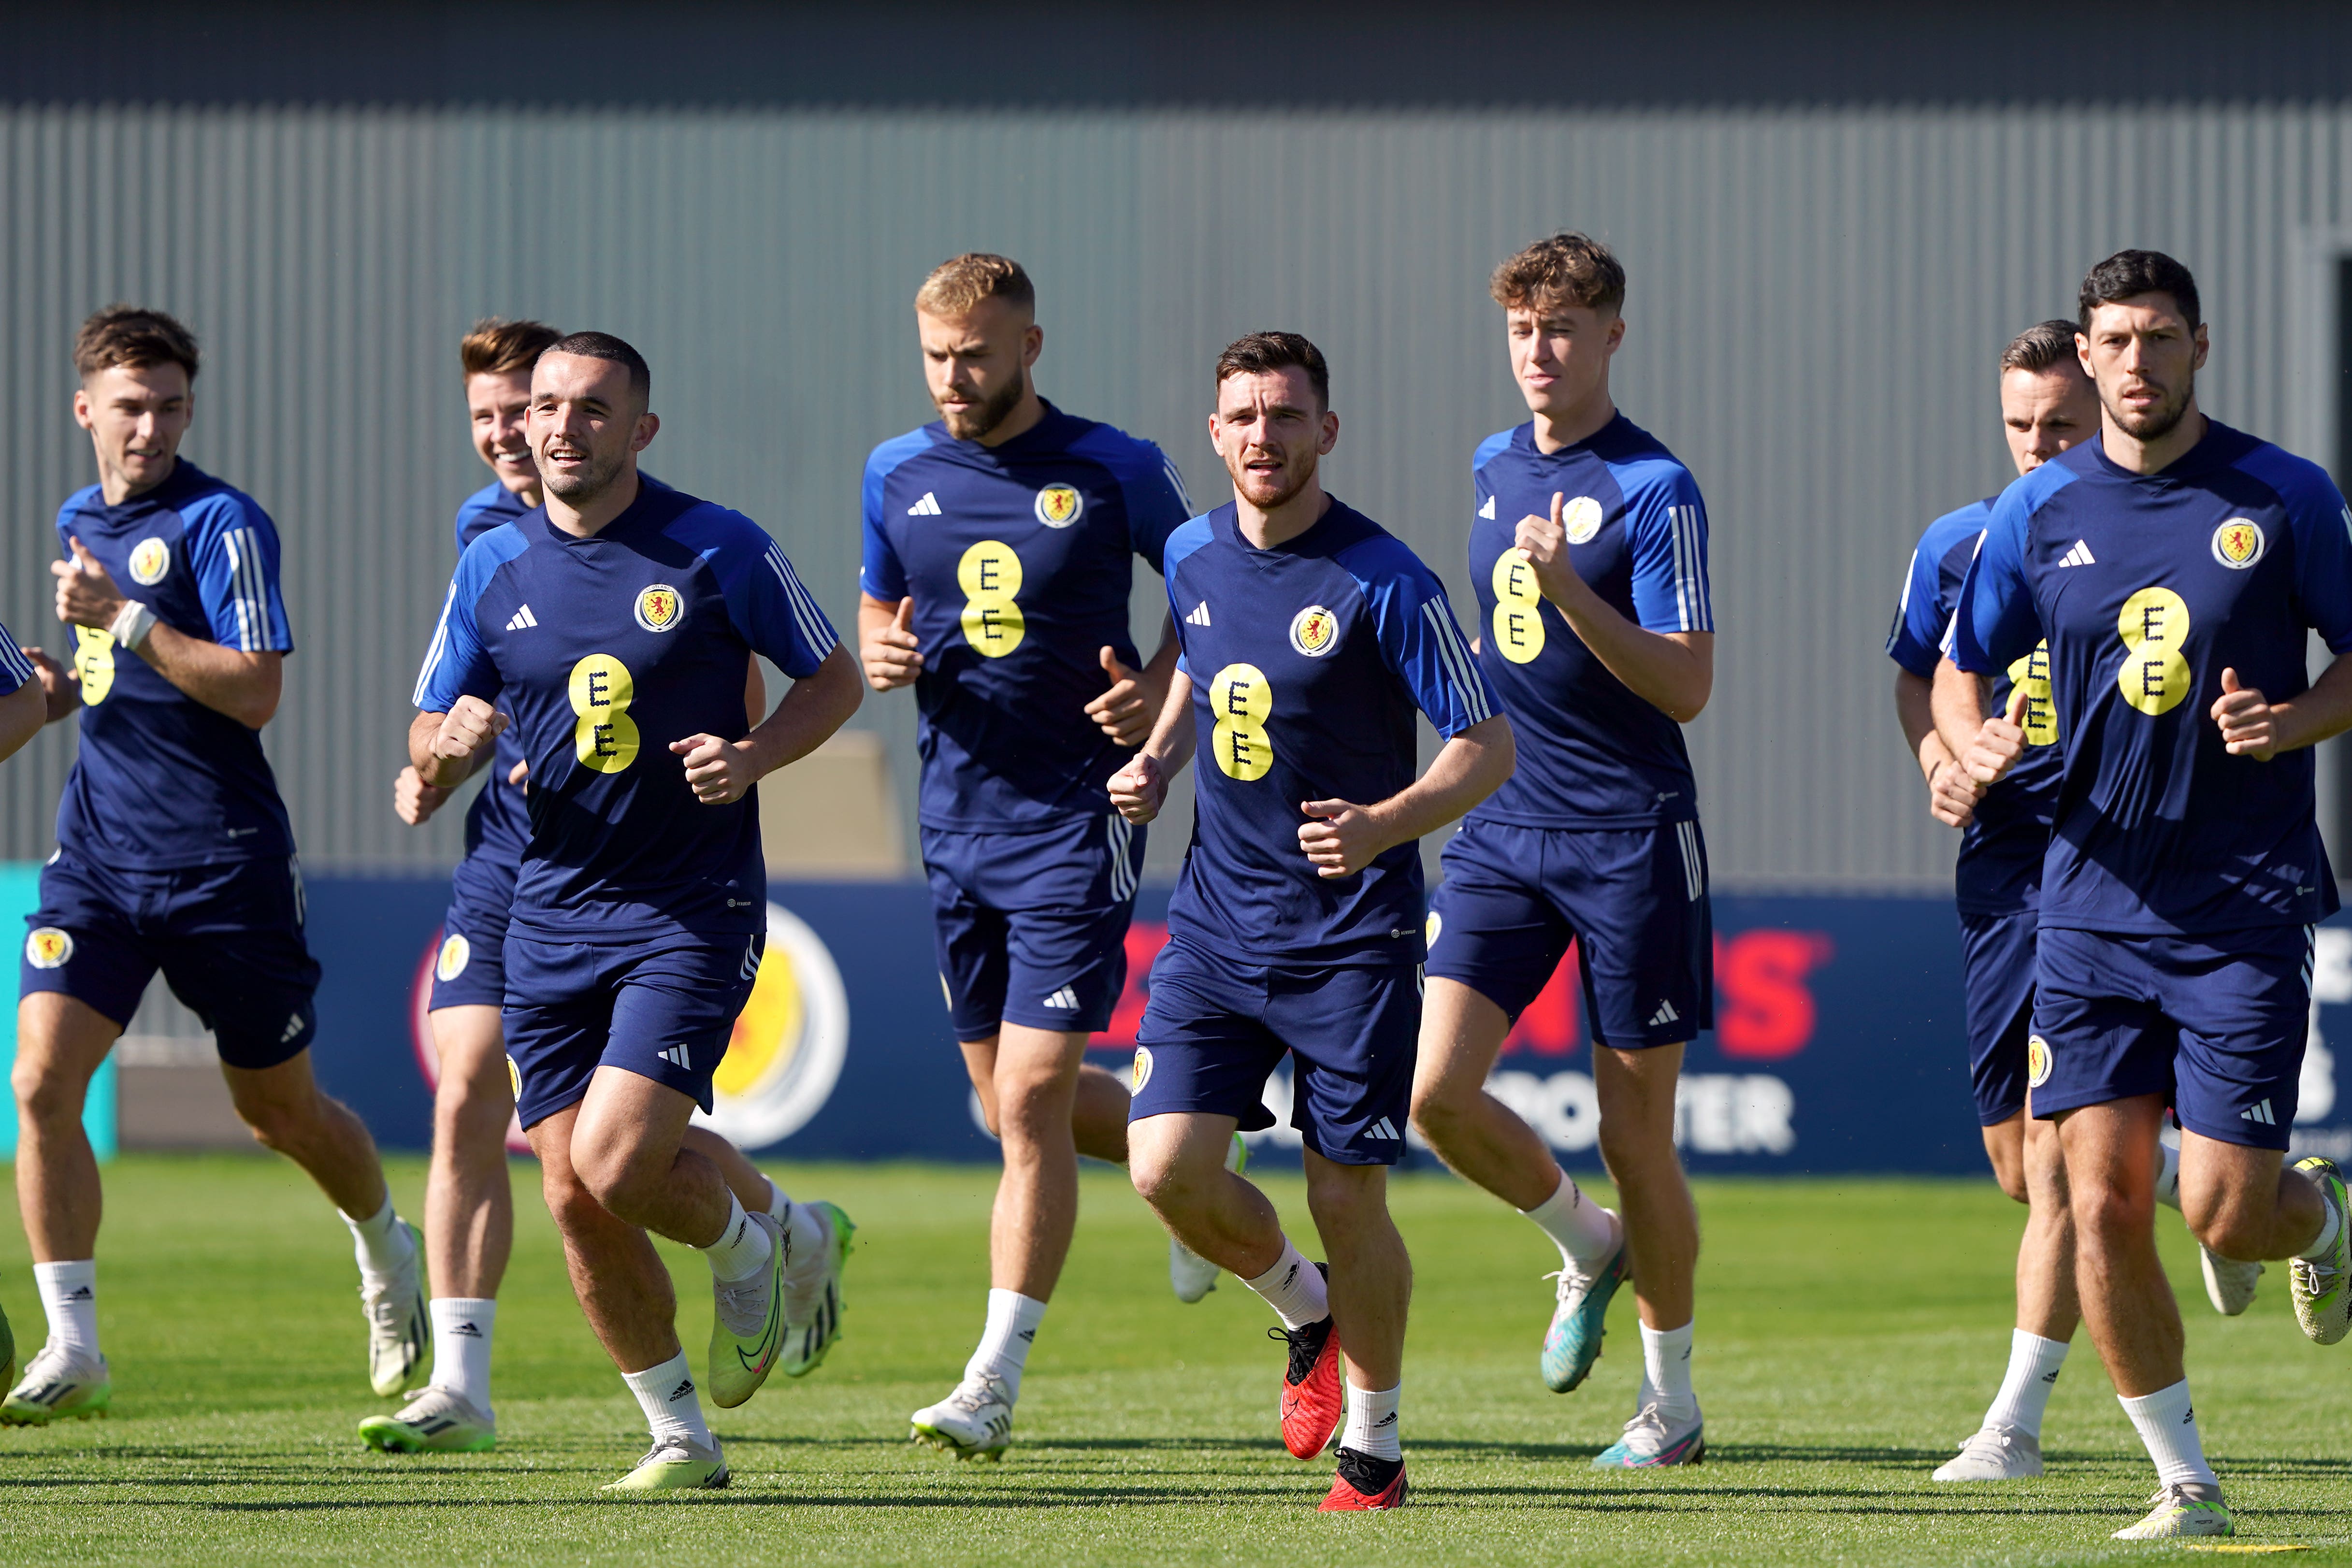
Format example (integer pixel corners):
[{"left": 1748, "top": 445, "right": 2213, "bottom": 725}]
[
  {"left": 1304, "top": 1161, "right": 1385, "bottom": 1233},
  {"left": 1596, "top": 1105, "right": 1674, "bottom": 1170},
  {"left": 1408, "top": 1072, "right": 1476, "bottom": 1145},
  {"left": 2071, "top": 1176, "right": 2155, "bottom": 1243},
  {"left": 993, "top": 1069, "right": 1076, "bottom": 1147},
  {"left": 1128, "top": 1121, "right": 1210, "bottom": 1212},
  {"left": 12, "top": 1050, "right": 87, "bottom": 1128},
  {"left": 433, "top": 1058, "right": 515, "bottom": 1139}
]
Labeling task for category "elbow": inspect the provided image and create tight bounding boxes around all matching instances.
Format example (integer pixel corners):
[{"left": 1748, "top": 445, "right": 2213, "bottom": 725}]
[
  {"left": 1663, "top": 677, "right": 1712, "bottom": 725},
  {"left": 236, "top": 693, "right": 282, "bottom": 730}
]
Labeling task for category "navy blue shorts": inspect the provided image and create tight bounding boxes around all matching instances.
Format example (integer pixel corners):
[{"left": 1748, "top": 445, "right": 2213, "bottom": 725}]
[
  {"left": 430, "top": 848, "right": 514, "bottom": 1011},
  {"left": 20, "top": 848, "right": 320, "bottom": 1069},
  {"left": 922, "top": 813, "right": 1144, "bottom": 1039},
  {"left": 1128, "top": 938, "right": 1421, "bottom": 1167},
  {"left": 2031, "top": 924, "right": 2313, "bottom": 1151},
  {"left": 1425, "top": 817, "right": 1712, "bottom": 1049},
  {"left": 502, "top": 929, "right": 764, "bottom": 1129},
  {"left": 1958, "top": 909, "right": 2037, "bottom": 1126}
]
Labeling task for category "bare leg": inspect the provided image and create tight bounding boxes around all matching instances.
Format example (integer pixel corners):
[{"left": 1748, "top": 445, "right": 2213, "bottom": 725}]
[
  {"left": 527, "top": 1101, "right": 682, "bottom": 1374},
  {"left": 12, "top": 994, "right": 118, "bottom": 1261},
  {"left": 1304, "top": 1151, "right": 1410, "bottom": 1390},
  {"left": 424, "top": 1006, "right": 512, "bottom": 1298},
  {"left": 2058, "top": 1095, "right": 2179, "bottom": 1396},
  {"left": 1981, "top": 1112, "right": 2027, "bottom": 1205},
  {"left": 2178, "top": 1127, "right": 2326, "bottom": 1261},
  {"left": 566, "top": 1066, "right": 727, "bottom": 1247},
  {"left": 680, "top": 1125, "right": 779, "bottom": 1216},
  {"left": 961, "top": 1025, "right": 1091, "bottom": 1300},
  {"left": 221, "top": 1049, "right": 390, "bottom": 1221},
  {"left": 2018, "top": 1111, "right": 2080, "bottom": 1340},
  {"left": 1593, "top": 1043, "right": 1698, "bottom": 1330},
  {"left": 1128, "top": 1110, "right": 1285, "bottom": 1280},
  {"left": 1409, "top": 978, "right": 1559, "bottom": 1209}
]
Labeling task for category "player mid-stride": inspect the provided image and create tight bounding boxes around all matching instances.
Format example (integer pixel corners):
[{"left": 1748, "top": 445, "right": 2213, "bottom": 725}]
[
  {"left": 1407, "top": 233, "right": 1715, "bottom": 1468},
  {"left": 412, "top": 332, "right": 862, "bottom": 1490},
  {"left": 6, "top": 306, "right": 418, "bottom": 1424},
  {"left": 854, "top": 255, "right": 1202, "bottom": 1461},
  {"left": 0, "top": 617, "right": 62, "bottom": 1396},
  {"left": 1111, "top": 332, "right": 1513, "bottom": 1510},
  {"left": 366, "top": 319, "right": 844, "bottom": 1455},
  {"left": 1941, "top": 251, "right": 2352, "bottom": 1541}
]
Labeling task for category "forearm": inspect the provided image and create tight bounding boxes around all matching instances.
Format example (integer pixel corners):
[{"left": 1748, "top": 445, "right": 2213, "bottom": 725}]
[
  {"left": 135, "top": 628, "right": 281, "bottom": 728},
  {"left": 1367, "top": 716, "right": 1515, "bottom": 845},
  {"left": 2266, "top": 654, "right": 2352, "bottom": 753},
  {"left": 1546, "top": 577, "right": 1711, "bottom": 721},
  {"left": 0, "top": 680, "right": 44, "bottom": 763},
  {"left": 1931, "top": 657, "right": 1990, "bottom": 764},
  {"left": 410, "top": 710, "right": 485, "bottom": 785},
  {"left": 1894, "top": 669, "right": 1953, "bottom": 782},
  {"left": 1142, "top": 669, "right": 1198, "bottom": 775},
  {"left": 736, "top": 645, "right": 864, "bottom": 779}
]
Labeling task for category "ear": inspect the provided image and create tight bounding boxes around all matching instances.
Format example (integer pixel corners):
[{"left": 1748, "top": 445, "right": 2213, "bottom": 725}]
[
  {"left": 71, "top": 387, "right": 94, "bottom": 431},
  {"left": 1318, "top": 409, "right": 1340, "bottom": 454},
  {"left": 2192, "top": 322, "right": 2211, "bottom": 372},
  {"left": 1604, "top": 314, "right": 1628, "bottom": 353},
  {"left": 1022, "top": 322, "right": 1043, "bottom": 368},
  {"left": 633, "top": 411, "right": 661, "bottom": 452}
]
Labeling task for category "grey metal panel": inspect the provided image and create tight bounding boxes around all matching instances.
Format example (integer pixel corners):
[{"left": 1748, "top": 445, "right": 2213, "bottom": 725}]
[{"left": 4, "top": 104, "right": 2351, "bottom": 893}]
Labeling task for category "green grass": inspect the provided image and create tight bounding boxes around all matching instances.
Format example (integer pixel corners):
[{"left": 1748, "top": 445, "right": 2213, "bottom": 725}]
[{"left": 0, "top": 1157, "right": 2344, "bottom": 1564}]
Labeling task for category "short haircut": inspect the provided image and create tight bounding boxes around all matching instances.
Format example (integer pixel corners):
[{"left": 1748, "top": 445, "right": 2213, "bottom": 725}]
[
  {"left": 1490, "top": 232, "right": 1627, "bottom": 316},
  {"left": 1214, "top": 331, "right": 1330, "bottom": 409},
  {"left": 2000, "top": 319, "right": 2086, "bottom": 375},
  {"left": 540, "top": 330, "right": 650, "bottom": 404},
  {"left": 461, "top": 317, "right": 562, "bottom": 378},
  {"left": 2079, "top": 249, "right": 2202, "bottom": 331},
  {"left": 915, "top": 253, "right": 1035, "bottom": 318},
  {"left": 73, "top": 304, "right": 199, "bottom": 383}
]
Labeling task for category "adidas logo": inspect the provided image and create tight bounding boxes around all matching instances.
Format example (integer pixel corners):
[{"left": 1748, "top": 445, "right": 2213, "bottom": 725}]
[
  {"left": 1479, "top": 496, "right": 1496, "bottom": 519},
  {"left": 505, "top": 604, "right": 539, "bottom": 630},
  {"left": 1648, "top": 1000, "right": 1681, "bottom": 1028},
  {"left": 1185, "top": 601, "right": 1212, "bottom": 626},
  {"left": 1041, "top": 987, "right": 1080, "bottom": 1010},
  {"left": 661, "top": 1044, "right": 692, "bottom": 1069},
  {"left": 451, "top": 1320, "right": 483, "bottom": 1338},
  {"left": 281, "top": 1012, "right": 305, "bottom": 1044},
  {"left": 2040, "top": 1368, "right": 2059, "bottom": 1383},
  {"left": 907, "top": 491, "right": 943, "bottom": 517},
  {"left": 66, "top": 1286, "right": 93, "bottom": 1302},
  {"left": 1373, "top": 1411, "right": 1398, "bottom": 1427},
  {"left": 668, "top": 1378, "right": 695, "bottom": 1402},
  {"left": 2242, "top": 1099, "right": 2278, "bottom": 1126},
  {"left": 1018, "top": 1328, "right": 1037, "bottom": 1343},
  {"left": 2058, "top": 540, "right": 2096, "bottom": 568},
  {"left": 1365, "top": 1117, "right": 1402, "bottom": 1141}
]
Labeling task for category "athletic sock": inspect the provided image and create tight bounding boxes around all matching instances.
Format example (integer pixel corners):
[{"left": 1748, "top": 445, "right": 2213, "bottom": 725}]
[
  {"left": 2118, "top": 1379, "right": 2219, "bottom": 1490},
  {"left": 1640, "top": 1320, "right": 1697, "bottom": 1424},
  {"left": 774, "top": 1194, "right": 828, "bottom": 1289},
  {"left": 620, "top": 1351, "right": 714, "bottom": 1449},
  {"left": 1980, "top": 1329, "right": 2068, "bottom": 1437},
  {"left": 759, "top": 1174, "right": 791, "bottom": 1227},
  {"left": 2298, "top": 1184, "right": 2344, "bottom": 1261},
  {"left": 1242, "top": 1239, "right": 1330, "bottom": 1330},
  {"left": 340, "top": 1194, "right": 413, "bottom": 1279},
  {"left": 2155, "top": 1141, "right": 2182, "bottom": 1211},
  {"left": 1340, "top": 1381, "right": 1403, "bottom": 1462},
  {"left": 32, "top": 1260, "right": 98, "bottom": 1360},
  {"left": 1518, "top": 1169, "right": 1621, "bottom": 1269},
  {"left": 965, "top": 1288, "right": 1046, "bottom": 1402},
  {"left": 428, "top": 1297, "right": 496, "bottom": 1411},
  {"left": 701, "top": 1194, "right": 773, "bottom": 1283}
]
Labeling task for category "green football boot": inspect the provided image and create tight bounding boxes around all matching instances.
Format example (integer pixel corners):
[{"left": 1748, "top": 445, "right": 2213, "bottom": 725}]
[
  {"left": 601, "top": 1437, "right": 728, "bottom": 1492},
  {"left": 358, "top": 1385, "right": 497, "bottom": 1453},
  {"left": 2110, "top": 1483, "right": 2232, "bottom": 1539},
  {"left": 362, "top": 1220, "right": 429, "bottom": 1397},
  {"left": 779, "top": 1200, "right": 855, "bottom": 1379},
  {"left": 0, "top": 1345, "right": 111, "bottom": 1425},
  {"left": 2290, "top": 1155, "right": 2351, "bottom": 1345},
  {"left": 707, "top": 1211, "right": 785, "bottom": 1408}
]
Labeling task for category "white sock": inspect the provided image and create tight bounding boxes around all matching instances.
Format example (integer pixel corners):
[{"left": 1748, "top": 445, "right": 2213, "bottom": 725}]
[
  {"left": 759, "top": 1174, "right": 790, "bottom": 1226},
  {"left": 2299, "top": 1185, "right": 2343, "bottom": 1261},
  {"left": 772, "top": 1191, "right": 828, "bottom": 1287},
  {"left": 620, "top": 1351, "right": 713, "bottom": 1448},
  {"left": 1518, "top": 1169, "right": 1621, "bottom": 1268},
  {"left": 1242, "top": 1239, "right": 1329, "bottom": 1330},
  {"left": 2118, "top": 1379, "right": 2218, "bottom": 1490},
  {"left": 340, "top": 1194, "right": 413, "bottom": 1279},
  {"left": 966, "top": 1288, "right": 1047, "bottom": 1402},
  {"left": 2155, "top": 1141, "right": 2182, "bottom": 1211},
  {"left": 1640, "top": 1320, "right": 1697, "bottom": 1424},
  {"left": 701, "top": 1193, "right": 773, "bottom": 1283},
  {"left": 1340, "top": 1381, "right": 1402, "bottom": 1462},
  {"left": 428, "top": 1297, "right": 496, "bottom": 1411},
  {"left": 1980, "top": 1329, "right": 2068, "bottom": 1437},
  {"left": 32, "top": 1260, "right": 98, "bottom": 1359}
]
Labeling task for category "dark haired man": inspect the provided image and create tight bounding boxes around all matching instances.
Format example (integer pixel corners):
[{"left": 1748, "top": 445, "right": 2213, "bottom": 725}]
[
  {"left": 412, "top": 332, "right": 864, "bottom": 1490},
  {"left": 855, "top": 255, "right": 1201, "bottom": 1460},
  {"left": 6, "top": 306, "right": 417, "bottom": 1425},
  {"left": 1113, "top": 332, "right": 1513, "bottom": 1510},
  {"left": 1940, "top": 251, "right": 2352, "bottom": 1540},
  {"left": 1408, "top": 232, "right": 1717, "bottom": 1469},
  {"left": 368, "top": 321, "right": 834, "bottom": 1455}
]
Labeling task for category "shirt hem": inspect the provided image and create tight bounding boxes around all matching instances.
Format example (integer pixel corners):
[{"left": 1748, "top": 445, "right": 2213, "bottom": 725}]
[{"left": 1467, "top": 806, "right": 1700, "bottom": 831}]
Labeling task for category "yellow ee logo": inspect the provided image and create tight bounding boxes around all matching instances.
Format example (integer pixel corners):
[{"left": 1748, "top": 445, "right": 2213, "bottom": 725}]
[
  {"left": 568, "top": 653, "right": 640, "bottom": 772},
  {"left": 2005, "top": 638, "right": 2058, "bottom": 747},
  {"left": 634, "top": 583, "right": 683, "bottom": 633},
  {"left": 957, "top": 540, "right": 1025, "bottom": 658},
  {"left": 1034, "top": 484, "right": 1084, "bottom": 528},
  {"left": 73, "top": 626, "right": 115, "bottom": 706},
  {"left": 2116, "top": 587, "right": 2192, "bottom": 717},
  {"left": 128, "top": 537, "right": 170, "bottom": 586},
  {"left": 1209, "top": 662, "right": 1274, "bottom": 781},
  {"left": 1490, "top": 548, "right": 1546, "bottom": 664}
]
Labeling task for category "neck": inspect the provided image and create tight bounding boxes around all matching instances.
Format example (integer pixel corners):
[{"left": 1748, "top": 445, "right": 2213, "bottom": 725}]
[
  {"left": 1530, "top": 388, "right": 1615, "bottom": 454},
  {"left": 513, "top": 481, "right": 544, "bottom": 510},
  {"left": 975, "top": 388, "right": 1046, "bottom": 449},
  {"left": 99, "top": 453, "right": 174, "bottom": 507},
  {"left": 1236, "top": 478, "right": 1330, "bottom": 550},
  {"left": 2100, "top": 402, "right": 2205, "bottom": 475},
  {"left": 546, "top": 465, "right": 640, "bottom": 538}
]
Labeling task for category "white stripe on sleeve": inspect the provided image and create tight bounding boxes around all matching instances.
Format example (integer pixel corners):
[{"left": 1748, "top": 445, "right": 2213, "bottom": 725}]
[
  {"left": 0, "top": 638, "right": 33, "bottom": 689},
  {"left": 766, "top": 546, "right": 840, "bottom": 659},
  {"left": 412, "top": 584, "right": 459, "bottom": 707},
  {"left": 1420, "top": 599, "right": 1492, "bottom": 726}
]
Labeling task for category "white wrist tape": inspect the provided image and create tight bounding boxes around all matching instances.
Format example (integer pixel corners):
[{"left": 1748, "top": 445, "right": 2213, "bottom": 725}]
[{"left": 108, "top": 600, "right": 157, "bottom": 651}]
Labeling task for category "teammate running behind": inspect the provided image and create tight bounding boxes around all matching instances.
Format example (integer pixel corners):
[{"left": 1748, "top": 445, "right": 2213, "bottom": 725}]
[
  {"left": 1940, "top": 251, "right": 2352, "bottom": 1540},
  {"left": 1407, "top": 233, "right": 1716, "bottom": 1468},
  {"left": 411, "top": 332, "right": 862, "bottom": 1490},
  {"left": 7, "top": 307, "right": 416, "bottom": 1425},
  {"left": 1111, "top": 332, "right": 1513, "bottom": 1510}
]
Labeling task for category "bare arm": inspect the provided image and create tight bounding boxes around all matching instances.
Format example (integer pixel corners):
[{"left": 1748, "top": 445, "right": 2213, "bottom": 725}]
[
  {"left": 2211, "top": 655, "right": 2352, "bottom": 760},
  {"left": 858, "top": 593, "right": 922, "bottom": 691},
  {"left": 1298, "top": 714, "right": 1516, "bottom": 878},
  {"left": 1895, "top": 667, "right": 1977, "bottom": 829},
  {"left": 1108, "top": 666, "right": 1198, "bottom": 823},
  {"left": 409, "top": 699, "right": 510, "bottom": 788},
  {"left": 673, "top": 643, "right": 866, "bottom": 804},
  {"left": 0, "top": 678, "right": 45, "bottom": 764},
  {"left": 1933, "top": 655, "right": 2032, "bottom": 795},
  {"left": 1085, "top": 614, "right": 1182, "bottom": 749},
  {"left": 1513, "top": 494, "right": 1712, "bottom": 722},
  {"left": 53, "top": 538, "right": 282, "bottom": 729}
]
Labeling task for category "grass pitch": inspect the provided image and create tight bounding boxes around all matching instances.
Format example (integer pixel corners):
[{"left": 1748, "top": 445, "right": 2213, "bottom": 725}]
[{"left": 0, "top": 1157, "right": 2345, "bottom": 1565}]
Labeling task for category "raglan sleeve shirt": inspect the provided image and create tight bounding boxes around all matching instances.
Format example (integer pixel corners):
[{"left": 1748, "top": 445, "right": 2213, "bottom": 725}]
[
  {"left": 713, "top": 522, "right": 841, "bottom": 679},
  {"left": 185, "top": 494, "right": 296, "bottom": 654},
  {"left": 1885, "top": 530, "right": 1958, "bottom": 678},
  {"left": 1950, "top": 488, "right": 2041, "bottom": 676},
  {"left": 413, "top": 532, "right": 515, "bottom": 713},
  {"left": 1357, "top": 543, "right": 1498, "bottom": 738},
  {"left": 1624, "top": 465, "right": 1715, "bottom": 635},
  {"left": 858, "top": 446, "right": 910, "bottom": 603}
]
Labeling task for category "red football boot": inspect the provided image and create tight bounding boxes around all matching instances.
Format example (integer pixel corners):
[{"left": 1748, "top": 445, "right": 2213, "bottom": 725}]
[
  {"left": 1320, "top": 1449, "right": 1408, "bottom": 1511},
  {"left": 1273, "top": 1299, "right": 1343, "bottom": 1459}
]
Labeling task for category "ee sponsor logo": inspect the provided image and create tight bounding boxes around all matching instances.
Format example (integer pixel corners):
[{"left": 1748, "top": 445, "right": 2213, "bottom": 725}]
[
  {"left": 2116, "top": 586, "right": 2191, "bottom": 717},
  {"left": 2004, "top": 638, "right": 2058, "bottom": 747},
  {"left": 958, "top": 540, "right": 1025, "bottom": 657},
  {"left": 568, "top": 653, "right": 640, "bottom": 772},
  {"left": 1491, "top": 548, "right": 1546, "bottom": 664},
  {"left": 1209, "top": 662, "right": 1274, "bottom": 781},
  {"left": 73, "top": 626, "right": 115, "bottom": 706}
]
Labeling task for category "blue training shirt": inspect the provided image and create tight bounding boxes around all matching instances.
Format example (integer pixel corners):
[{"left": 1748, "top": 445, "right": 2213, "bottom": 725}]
[
  {"left": 1162, "top": 498, "right": 1499, "bottom": 967},
  {"left": 859, "top": 402, "right": 1191, "bottom": 831},
  {"left": 0, "top": 623, "right": 33, "bottom": 698},
  {"left": 52, "top": 460, "right": 298, "bottom": 868},
  {"left": 1466, "top": 415, "right": 1711, "bottom": 828},
  {"left": 1886, "top": 498, "right": 2061, "bottom": 916},
  {"left": 1951, "top": 421, "right": 2352, "bottom": 935},
  {"left": 414, "top": 480, "right": 838, "bottom": 941}
]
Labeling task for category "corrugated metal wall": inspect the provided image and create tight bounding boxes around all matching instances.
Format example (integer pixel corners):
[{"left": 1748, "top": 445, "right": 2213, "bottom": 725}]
[{"left": 4, "top": 105, "right": 2349, "bottom": 888}]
